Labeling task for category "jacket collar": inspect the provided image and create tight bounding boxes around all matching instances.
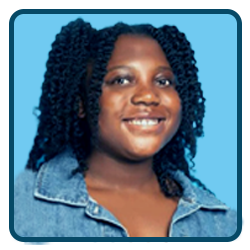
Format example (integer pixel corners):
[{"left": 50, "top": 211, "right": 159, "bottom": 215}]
[
  {"left": 34, "top": 149, "right": 229, "bottom": 211},
  {"left": 34, "top": 148, "right": 89, "bottom": 207},
  {"left": 172, "top": 170, "right": 228, "bottom": 210}
]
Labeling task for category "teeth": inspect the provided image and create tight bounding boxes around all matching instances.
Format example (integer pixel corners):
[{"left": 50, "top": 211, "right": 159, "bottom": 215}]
[{"left": 128, "top": 119, "right": 159, "bottom": 126}]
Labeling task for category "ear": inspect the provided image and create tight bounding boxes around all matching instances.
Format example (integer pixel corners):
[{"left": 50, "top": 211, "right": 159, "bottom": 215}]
[{"left": 78, "top": 99, "right": 85, "bottom": 119}]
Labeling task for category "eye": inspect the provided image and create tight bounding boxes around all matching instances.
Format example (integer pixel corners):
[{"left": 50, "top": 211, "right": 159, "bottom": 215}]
[
  {"left": 155, "top": 78, "right": 172, "bottom": 87},
  {"left": 107, "top": 76, "right": 132, "bottom": 86},
  {"left": 113, "top": 78, "right": 130, "bottom": 85}
]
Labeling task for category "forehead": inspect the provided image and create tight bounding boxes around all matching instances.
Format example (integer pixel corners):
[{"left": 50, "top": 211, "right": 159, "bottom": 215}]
[{"left": 107, "top": 35, "right": 170, "bottom": 67}]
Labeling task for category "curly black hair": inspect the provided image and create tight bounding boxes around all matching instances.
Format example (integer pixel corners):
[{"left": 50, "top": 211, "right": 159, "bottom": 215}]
[{"left": 26, "top": 18, "right": 208, "bottom": 198}]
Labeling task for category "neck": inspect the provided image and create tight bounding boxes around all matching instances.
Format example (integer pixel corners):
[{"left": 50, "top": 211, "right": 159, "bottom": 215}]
[{"left": 84, "top": 149, "right": 159, "bottom": 192}]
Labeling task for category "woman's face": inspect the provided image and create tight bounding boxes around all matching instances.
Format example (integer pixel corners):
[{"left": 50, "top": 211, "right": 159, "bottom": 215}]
[{"left": 97, "top": 35, "right": 182, "bottom": 162}]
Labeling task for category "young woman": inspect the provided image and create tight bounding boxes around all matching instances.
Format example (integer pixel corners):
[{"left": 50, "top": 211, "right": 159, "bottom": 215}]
[{"left": 14, "top": 18, "right": 237, "bottom": 238}]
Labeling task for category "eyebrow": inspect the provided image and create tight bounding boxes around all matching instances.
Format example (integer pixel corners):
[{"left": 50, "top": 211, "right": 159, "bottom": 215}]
[
  {"left": 157, "top": 66, "right": 173, "bottom": 72},
  {"left": 107, "top": 65, "right": 132, "bottom": 72},
  {"left": 107, "top": 65, "right": 173, "bottom": 73}
]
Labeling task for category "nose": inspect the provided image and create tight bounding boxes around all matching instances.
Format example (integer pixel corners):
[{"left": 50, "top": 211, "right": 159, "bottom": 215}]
[{"left": 131, "top": 86, "right": 160, "bottom": 106}]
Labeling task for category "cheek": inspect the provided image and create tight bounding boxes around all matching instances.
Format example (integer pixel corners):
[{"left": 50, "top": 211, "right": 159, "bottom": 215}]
[
  {"left": 174, "top": 97, "right": 182, "bottom": 122},
  {"left": 163, "top": 91, "right": 182, "bottom": 116},
  {"left": 171, "top": 95, "right": 182, "bottom": 126},
  {"left": 99, "top": 88, "right": 126, "bottom": 109},
  {"left": 98, "top": 91, "right": 126, "bottom": 133},
  {"left": 163, "top": 92, "right": 182, "bottom": 135}
]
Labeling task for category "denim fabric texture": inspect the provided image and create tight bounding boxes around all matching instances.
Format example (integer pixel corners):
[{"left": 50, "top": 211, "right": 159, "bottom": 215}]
[{"left": 14, "top": 149, "right": 237, "bottom": 237}]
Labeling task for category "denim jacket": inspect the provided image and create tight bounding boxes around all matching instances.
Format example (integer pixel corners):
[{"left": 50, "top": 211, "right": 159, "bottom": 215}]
[{"left": 14, "top": 149, "right": 237, "bottom": 238}]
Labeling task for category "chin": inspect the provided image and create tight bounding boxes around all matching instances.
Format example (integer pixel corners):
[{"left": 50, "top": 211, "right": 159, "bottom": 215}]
[
  {"left": 123, "top": 136, "right": 166, "bottom": 158},
  {"left": 124, "top": 145, "right": 160, "bottom": 161}
]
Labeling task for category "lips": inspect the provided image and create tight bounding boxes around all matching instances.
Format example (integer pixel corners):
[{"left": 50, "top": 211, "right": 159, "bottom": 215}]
[
  {"left": 126, "top": 118, "right": 161, "bottom": 126},
  {"left": 123, "top": 118, "right": 165, "bottom": 126},
  {"left": 122, "top": 112, "right": 167, "bottom": 133},
  {"left": 122, "top": 112, "right": 166, "bottom": 122}
]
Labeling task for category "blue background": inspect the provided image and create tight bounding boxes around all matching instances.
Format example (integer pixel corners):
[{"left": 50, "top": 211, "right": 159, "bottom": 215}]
[{"left": 14, "top": 14, "right": 237, "bottom": 210}]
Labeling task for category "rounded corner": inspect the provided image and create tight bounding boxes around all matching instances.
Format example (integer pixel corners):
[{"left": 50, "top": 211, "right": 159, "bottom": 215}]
[
  {"left": 9, "top": 225, "right": 26, "bottom": 243},
  {"left": 227, "top": 13, "right": 237, "bottom": 25},
  {"left": 229, "top": 217, "right": 245, "bottom": 243},
  {"left": 13, "top": 13, "right": 23, "bottom": 25},
  {"left": 225, "top": 9, "right": 242, "bottom": 26},
  {"left": 9, "top": 9, "right": 26, "bottom": 26}
]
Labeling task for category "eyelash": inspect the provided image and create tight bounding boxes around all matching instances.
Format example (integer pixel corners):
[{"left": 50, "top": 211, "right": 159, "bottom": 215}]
[
  {"left": 108, "top": 76, "right": 132, "bottom": 85},
  {"left": 155, "top": 78, "right": 173, "bottom": 87},
  {"left": 106, "top": 75, "right": 174, "bottom": 87}
]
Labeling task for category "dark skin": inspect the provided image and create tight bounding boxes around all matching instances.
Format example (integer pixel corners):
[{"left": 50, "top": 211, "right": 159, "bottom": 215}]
[{"left": 83, "top": 35, "right": 182, "bottom": 237}]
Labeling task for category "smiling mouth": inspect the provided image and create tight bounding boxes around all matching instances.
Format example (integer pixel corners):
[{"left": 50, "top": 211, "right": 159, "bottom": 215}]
[{"left": 123, "top": 118, "right": 165, "bottom": 126}]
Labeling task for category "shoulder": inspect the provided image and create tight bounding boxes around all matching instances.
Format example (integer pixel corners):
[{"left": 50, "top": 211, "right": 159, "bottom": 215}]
[
  {"left": 14, "top": 167, "right": 60, "bottom": 237},
  {"left": 195, "top": 206, "right": 237, "bottom": 237},
  {"left": 172, "top": 171, "right": 238, "bottom": 237},
  {"left": 191, "top": 184, "right": 237, "bottom": 237},
  {"left": 14, "top": 169, "right": 37, "bottom": 237},
  {"left": 14, "top": 169, "right": 37, "bottom": 203},
  {"left": 13, "top": 150, "right": 85, "bottom": 238},
  {"left": 188, "top": 187, "right": 238, "bottom": 237}
]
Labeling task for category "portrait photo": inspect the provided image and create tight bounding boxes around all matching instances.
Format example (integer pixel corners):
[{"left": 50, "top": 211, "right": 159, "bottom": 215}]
[{"left": 10, "top": 10, "right": 241, "bottom": 241}]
